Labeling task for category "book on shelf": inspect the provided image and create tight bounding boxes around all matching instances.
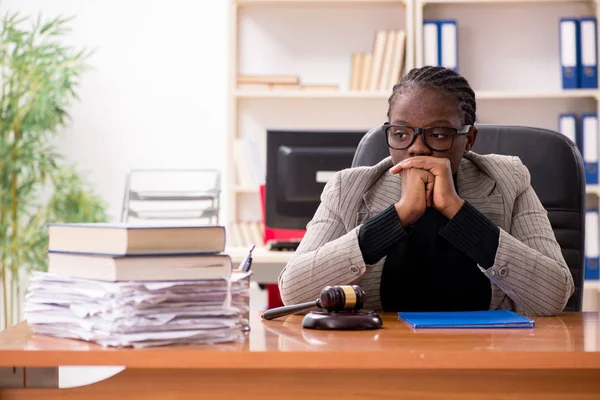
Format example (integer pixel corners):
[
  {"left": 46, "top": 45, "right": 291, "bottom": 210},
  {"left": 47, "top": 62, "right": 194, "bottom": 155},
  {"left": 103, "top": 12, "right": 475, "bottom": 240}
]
[
  {"left": 47, "top": 251, "right": 232, "bottom": 282},
  {"left": 233, "top": 137, "right": 265, "bottom": 188},
  {"left": 237, "top": 83, "right": 339, "bottom": 91},
  {"left": 48, "top": 222, "right": 226, "bottom": 256},
  {"left": 237, "top": 75, "right": 299, "bottom": 85},
  {"left": 229, "top": 221, "right": 264, "bottom": 248},
  {"left": 299, "top": 84, "right": 339, "bottom": 91},
  {"left": 379, "top": 29, "right": 397, "bottom": 90},
  {"left": 369, "top": 30, "right": 388, "bottom": 91},
  {"left": 349, "top": 29, "right": 406, "bottom": 92},
  {"left": 359, "top": 53, "right": 373, "bottom": 91},
  {"left": 237, "top": 83, "right": 301, "bottom": 91}
]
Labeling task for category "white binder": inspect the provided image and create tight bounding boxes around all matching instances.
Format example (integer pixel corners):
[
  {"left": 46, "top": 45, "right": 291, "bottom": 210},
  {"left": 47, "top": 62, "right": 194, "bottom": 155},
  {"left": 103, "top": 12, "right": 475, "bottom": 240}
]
[
  {"left": 582, "top": 113, "right": 599, "bottom": 184},
  {"left": 558, "top": 113, "right": 577, "bottom": 144},
  {"left": 423, "top": 21, "right": 439, "bottom": 66},
  {"left": 439, "top": 20, "right": 458, "bottom": 71}
]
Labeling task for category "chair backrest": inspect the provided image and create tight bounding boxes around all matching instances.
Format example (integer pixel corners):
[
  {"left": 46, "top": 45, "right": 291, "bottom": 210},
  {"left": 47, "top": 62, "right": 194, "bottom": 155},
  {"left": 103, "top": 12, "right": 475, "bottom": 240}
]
[{"left": 351, "top": 124, "right": 586, "bottom": 312}]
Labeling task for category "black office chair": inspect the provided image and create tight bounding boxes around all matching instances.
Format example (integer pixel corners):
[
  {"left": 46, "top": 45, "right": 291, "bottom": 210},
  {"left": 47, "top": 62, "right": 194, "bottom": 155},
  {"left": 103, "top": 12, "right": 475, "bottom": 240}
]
[{"left": 351, "top": 125, "right": 586, "bottom": 312}]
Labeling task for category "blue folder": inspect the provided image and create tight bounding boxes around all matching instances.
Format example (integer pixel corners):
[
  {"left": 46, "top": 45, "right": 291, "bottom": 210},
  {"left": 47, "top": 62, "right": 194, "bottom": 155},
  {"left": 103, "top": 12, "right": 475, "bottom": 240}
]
[
  {"left": 398, "top": 310, "right": 535, "bottom": 329},
  {"left": 559, "top": 17, "right": 580, "bottom": 89},
  {"left": 579, "top": 17, "right": 598, "bottom": 89},
  {"left": 581, "top": 112, "right": 599, "bottom": 184},
  {"left": 585, "top": 208, "right": 600, "bottom": 280}
]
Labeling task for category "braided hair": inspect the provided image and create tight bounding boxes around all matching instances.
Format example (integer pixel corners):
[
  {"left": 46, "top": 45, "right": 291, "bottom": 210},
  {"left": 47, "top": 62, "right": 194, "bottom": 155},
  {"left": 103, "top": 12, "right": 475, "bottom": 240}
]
[{"left": 387, "top": 66, "right": 476, "bottom": 126}]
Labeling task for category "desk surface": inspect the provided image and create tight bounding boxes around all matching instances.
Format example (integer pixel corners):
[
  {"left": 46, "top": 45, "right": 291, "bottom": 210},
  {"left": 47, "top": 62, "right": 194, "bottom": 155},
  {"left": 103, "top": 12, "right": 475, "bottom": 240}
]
[{"left": 1, "top": 312, "right": 599, "bottom": 370}]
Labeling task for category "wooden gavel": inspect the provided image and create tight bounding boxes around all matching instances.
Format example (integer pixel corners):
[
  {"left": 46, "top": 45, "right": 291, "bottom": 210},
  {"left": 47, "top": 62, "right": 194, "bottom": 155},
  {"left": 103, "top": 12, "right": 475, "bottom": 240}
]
[{"left": 261, "top": 285, "right": 366, "bottom": 320}]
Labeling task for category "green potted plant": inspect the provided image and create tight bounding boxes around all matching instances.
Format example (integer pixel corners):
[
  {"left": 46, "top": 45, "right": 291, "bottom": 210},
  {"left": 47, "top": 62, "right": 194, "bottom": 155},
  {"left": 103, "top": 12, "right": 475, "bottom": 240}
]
[{"left": 0, "top": 11, "right": 108, "bottom": 329}]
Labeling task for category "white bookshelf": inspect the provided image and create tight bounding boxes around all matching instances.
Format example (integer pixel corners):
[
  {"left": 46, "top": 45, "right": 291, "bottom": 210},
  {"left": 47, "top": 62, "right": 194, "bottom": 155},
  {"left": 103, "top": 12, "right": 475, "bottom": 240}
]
[
  {"left": 227, "top": 0, "right": 414, "bottom": 247},
  {"left": 228, "top": 0, "right": 600, "bottom": 310},
  {"left": 413, "top": 0, "right": 598, "bottom": 208},
  {"left": 414, "top": 0, "right": 599, "bottom": 121}
]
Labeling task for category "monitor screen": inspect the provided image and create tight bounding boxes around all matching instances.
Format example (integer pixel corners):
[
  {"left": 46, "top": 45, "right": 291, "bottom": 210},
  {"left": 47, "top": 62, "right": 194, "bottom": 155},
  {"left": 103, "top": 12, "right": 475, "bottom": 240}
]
[{"left": 266, "top": 129, "right": 367, "bottom": 230}]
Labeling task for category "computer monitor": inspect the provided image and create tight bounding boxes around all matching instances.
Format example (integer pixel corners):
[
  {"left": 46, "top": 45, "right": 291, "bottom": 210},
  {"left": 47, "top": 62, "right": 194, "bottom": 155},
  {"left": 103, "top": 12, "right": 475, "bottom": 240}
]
[{"left": 265, "top": 129, "right": 367, "bottom": 231}]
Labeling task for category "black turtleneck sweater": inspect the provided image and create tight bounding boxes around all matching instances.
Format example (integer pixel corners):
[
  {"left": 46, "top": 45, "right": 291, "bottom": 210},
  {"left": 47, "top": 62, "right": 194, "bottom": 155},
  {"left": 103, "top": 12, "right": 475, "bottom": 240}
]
[{"left": 358, "top": 188, "right": 499, "bottom": 312}]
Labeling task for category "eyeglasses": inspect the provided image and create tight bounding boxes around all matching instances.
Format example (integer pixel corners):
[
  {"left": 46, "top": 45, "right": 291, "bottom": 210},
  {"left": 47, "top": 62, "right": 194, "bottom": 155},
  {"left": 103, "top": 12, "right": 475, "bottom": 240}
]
[{"left": 383, "top": 123, "right": 472, "bottom": 152}]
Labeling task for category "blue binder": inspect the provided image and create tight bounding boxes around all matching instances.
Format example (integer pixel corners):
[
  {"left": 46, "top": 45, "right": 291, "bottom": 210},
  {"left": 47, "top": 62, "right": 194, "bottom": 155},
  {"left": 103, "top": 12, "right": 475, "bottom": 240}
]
[
  {"left": 398, "top": 310, "right": 535, "bottom": 329},
  {"left": 585, "top": 208, "right": 600, "bottom": 280},
  {"left": 579, "top": 17, "right": 598, "bottom": 88},
  {"left": 423, "top": 20, "right": 439, "bottom": 67},
  {"left": 558, "top": 113, "right": 578, "bottom": 146},
  {"left": 560, "top": 17, "right": 580, "bottom": 89},
  {"left": 438, "top": 20, "right": 458, "bottom": 72},
  {"left": 582, "top": 112, "right": 599, "bottom": 184}
]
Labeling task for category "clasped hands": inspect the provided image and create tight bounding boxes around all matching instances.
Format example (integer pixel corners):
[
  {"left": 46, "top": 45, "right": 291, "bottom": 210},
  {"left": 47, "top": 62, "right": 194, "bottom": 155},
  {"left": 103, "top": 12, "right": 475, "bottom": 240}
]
[{"left": 389, "top": 156, "right": 465, "bottom": 227}]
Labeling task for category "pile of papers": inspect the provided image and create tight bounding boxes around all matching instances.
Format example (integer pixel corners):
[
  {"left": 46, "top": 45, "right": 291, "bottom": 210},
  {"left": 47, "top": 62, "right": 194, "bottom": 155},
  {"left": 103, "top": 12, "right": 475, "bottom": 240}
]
[{"left": 24, "top": 271, "right": 251, "bottom": 348}]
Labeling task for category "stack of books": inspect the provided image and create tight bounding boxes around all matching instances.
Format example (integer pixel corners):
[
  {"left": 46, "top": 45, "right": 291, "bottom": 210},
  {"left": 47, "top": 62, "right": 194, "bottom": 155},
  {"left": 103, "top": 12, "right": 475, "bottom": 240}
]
[
  {"left": 349, "top": 29, "right": 407, "bottom": 92},
  {"left": 24, "top": 222, "right": 251, "bottom": 348},
  {"left": 236, "top": 75, "right": 338, "bottom": 91}
]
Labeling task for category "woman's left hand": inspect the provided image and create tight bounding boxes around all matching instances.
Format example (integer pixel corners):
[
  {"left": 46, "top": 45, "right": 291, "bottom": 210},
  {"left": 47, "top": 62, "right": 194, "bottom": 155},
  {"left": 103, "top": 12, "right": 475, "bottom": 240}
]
[{"left": 390, "top": 156, "right": 464, "bottom": 219}]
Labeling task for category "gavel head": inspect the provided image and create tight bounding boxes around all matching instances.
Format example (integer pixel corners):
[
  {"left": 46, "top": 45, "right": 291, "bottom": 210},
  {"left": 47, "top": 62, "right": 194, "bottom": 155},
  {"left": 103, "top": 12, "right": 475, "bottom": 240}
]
[{"left": 318, "top": 285, "right": 365, "bottom": 312}]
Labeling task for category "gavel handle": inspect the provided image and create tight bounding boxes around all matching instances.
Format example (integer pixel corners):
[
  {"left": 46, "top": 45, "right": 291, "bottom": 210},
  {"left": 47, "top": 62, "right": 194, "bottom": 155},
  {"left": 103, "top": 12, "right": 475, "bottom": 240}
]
[{"left": 261, "top": 300, "right": 319, "bottom": 320}]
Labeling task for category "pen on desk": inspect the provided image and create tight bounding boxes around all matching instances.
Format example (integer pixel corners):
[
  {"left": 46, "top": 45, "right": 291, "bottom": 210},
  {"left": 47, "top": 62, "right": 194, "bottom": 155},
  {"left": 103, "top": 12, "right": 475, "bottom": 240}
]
[{"left": 240, "top": 244, "right": 255, "bottom": 272}]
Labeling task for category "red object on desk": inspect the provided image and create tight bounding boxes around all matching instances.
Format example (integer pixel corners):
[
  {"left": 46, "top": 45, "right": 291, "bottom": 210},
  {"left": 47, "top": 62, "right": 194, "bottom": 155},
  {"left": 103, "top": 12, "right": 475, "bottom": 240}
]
[
  {"left": 267, "top": 284, "right": 284, "bottom": 309},
  {"left": 259, "top": 184, "right": 304, "bottom": 309}
]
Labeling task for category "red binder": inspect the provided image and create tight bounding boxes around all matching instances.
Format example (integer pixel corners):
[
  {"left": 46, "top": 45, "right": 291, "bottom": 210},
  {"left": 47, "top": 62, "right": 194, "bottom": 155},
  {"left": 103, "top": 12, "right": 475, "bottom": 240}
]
[{"left": 259, "top": 184, "right": 305, "bottom": 245}]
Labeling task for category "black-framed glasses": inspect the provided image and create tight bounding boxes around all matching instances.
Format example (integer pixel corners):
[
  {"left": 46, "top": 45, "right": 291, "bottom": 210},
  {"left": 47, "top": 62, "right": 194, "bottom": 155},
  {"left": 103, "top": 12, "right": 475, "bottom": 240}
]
[{"left": 383, "top": 123, "right": 472, "bottom": 152}]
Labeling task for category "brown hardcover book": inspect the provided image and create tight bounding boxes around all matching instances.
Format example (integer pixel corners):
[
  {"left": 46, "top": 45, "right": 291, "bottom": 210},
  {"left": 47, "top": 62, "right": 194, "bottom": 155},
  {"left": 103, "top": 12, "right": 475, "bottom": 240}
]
[
  {"left": 300, "top": 84, "right": 339, "bottom": 91},
  {"left": 237, "top": 83, "right": 301, "bottom": 90},
  {"left": 48, "top": 223, "right": 226, "bottom": 255},
  {"left": 237, "top": 75, "right": 300, "bottom": 85}
]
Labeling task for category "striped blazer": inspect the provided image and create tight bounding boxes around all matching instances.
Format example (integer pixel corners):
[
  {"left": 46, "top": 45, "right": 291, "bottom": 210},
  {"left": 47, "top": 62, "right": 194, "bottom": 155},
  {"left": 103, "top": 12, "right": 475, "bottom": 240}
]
[{"left": 278, "top": 151, "right": 575, "bottom": 316}]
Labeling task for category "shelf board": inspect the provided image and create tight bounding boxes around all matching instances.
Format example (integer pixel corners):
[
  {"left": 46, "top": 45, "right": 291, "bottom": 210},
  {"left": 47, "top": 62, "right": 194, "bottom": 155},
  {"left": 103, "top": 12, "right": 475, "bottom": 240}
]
[
  {"left": 585, "top": 280, "right": 600, "bottom": 290},
  {"left": 587, "top": 185, "right": 600, "bottom": 195},
  {"left": 235, "top": 89, "right": 390, "bottom": 99},
  {"left": 236, "top": 0, "right": 405, "bottom": 5},
  {"left": 420, "top": 0, "right": 592, "bottom": 4},
  {"left": 476, "top": 89, "right": 599, "bottom": 100},
  {"left": 235, "top": 89, "right": 598, "bottom": 100}
]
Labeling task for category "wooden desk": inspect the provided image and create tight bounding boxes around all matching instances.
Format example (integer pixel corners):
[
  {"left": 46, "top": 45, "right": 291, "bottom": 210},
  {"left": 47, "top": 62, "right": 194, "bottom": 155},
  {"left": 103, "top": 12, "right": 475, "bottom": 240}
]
[
  {"left": 1, "top": 312, "right": 600, "bottom": 399},
  {"left": 227, "top": 246, "right": 293, "bottom": 283}
]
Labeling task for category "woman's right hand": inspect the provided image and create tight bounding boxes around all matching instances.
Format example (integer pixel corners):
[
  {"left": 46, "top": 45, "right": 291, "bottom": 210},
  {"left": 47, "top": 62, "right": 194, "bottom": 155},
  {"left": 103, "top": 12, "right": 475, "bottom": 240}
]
[{"left": 394, "top": 167, "right": 434, "bottom": 227}]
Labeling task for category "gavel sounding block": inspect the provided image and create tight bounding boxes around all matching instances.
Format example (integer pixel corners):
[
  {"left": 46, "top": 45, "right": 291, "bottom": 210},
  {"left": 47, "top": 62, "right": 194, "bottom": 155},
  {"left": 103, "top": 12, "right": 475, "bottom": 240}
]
[{"left": 301, "top": 310, "right": 383, "bottom": 330}]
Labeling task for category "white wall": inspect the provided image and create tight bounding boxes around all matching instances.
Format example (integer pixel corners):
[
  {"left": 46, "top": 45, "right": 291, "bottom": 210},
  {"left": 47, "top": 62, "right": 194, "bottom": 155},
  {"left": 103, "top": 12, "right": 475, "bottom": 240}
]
[{"left": 2, "top": 0, "right": 230, "bottom": 221}]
